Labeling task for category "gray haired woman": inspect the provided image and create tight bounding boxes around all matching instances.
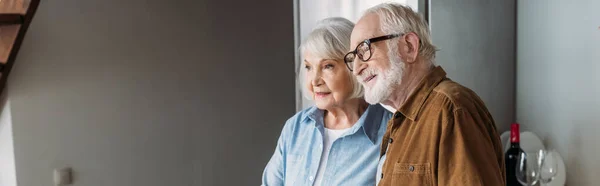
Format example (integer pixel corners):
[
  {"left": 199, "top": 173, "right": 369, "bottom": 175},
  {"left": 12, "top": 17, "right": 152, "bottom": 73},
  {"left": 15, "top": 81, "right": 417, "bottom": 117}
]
[{"left": 261, "top": 17, "right": 392, "bottom": 186}]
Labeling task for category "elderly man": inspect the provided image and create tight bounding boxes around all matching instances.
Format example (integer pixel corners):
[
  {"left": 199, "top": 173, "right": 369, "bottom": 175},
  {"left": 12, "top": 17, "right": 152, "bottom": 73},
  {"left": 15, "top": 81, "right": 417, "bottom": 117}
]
[{"left": 344, "top": 3, "right": 505, "bottom": 186}]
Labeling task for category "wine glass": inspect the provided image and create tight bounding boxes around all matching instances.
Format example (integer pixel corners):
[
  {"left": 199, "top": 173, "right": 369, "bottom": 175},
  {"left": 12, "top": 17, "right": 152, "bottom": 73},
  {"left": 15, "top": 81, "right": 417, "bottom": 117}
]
[
  {"left": 516, "top": 150, "right": 545, "bottom": 186},
  {"left": 540, "top": 149, "right": 559, "bottom": 185}
]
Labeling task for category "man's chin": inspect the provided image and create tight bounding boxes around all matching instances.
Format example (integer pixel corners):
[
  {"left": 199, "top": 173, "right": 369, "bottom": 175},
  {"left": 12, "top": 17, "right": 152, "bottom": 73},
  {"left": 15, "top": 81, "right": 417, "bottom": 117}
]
[
  {"left": 364, "top": 98, "right": 379, "bottom": 105},
  {"left": 364, "top": 92, "right": 383, "bottom": 105},
  {"left": 364, "top": 84, "right": 392, "bottom": 104}
]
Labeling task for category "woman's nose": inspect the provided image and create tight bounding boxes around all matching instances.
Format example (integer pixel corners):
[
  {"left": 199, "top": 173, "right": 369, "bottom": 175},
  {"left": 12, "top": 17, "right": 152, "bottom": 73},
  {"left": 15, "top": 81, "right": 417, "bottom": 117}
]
[{"left": 310, "top": 72, "right": 323, "bottom": 86}]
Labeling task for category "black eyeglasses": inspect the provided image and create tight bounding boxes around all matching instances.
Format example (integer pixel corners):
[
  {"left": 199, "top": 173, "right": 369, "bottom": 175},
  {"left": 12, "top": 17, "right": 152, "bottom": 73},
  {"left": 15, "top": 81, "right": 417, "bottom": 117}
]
[{"left": 344, "top": 34, "right": 403, "bottom": 71}]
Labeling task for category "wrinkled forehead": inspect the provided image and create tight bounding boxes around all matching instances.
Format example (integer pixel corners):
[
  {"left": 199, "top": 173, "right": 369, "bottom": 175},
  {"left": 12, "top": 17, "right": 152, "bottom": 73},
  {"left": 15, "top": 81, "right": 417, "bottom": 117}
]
[
  {"left": 303, "top": 51, "right": 323, "bottom": 64},
  {"left": 350, "top": 13, "right": 383, "bottom": 48}
]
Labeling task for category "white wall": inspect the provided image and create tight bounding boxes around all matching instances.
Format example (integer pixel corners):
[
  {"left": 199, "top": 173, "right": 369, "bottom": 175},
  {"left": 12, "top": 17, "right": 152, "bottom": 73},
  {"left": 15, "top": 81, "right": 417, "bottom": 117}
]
[
  {"left": 8, "top": 0, "right": 294, "bottom": 186},
  {"left": 517, "top": 0, "right": 600, "bottom": 185},
  {"left": 0, "top": 97, "right": 16, "bottom": 186},
  {"left": 431, "top": 0, "right": 516, "bottom": 133}
]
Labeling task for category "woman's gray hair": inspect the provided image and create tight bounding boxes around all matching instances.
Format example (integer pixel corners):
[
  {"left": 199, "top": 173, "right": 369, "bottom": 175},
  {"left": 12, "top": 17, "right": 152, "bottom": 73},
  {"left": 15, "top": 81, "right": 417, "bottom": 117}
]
[
  {"left": 298, "top": 17, "right": 364, "bottom": 100},
  {"left": 365, "top": 3, "right": 437, "bottom": 62}
]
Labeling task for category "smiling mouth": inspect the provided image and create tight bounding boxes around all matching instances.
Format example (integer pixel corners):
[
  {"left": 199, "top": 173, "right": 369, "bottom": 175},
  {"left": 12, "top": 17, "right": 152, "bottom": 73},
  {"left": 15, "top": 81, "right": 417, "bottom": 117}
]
[
  {"left": 315, "top": 92, "right": 331, "bottom": 97},
  {"left": 363, "top": 75, "right": 377, "bottom": 83}
]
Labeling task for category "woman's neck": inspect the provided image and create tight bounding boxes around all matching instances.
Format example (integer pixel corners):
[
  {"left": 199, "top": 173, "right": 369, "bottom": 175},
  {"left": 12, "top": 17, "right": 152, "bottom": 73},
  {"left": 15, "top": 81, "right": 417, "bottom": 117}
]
[{"left": 323, "top": 99, "right": 368, "bottom": 129}]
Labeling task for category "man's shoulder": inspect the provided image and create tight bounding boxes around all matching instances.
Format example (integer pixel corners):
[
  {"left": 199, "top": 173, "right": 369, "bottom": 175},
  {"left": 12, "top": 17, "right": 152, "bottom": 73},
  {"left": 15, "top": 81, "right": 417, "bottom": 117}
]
[
  {"left": 430, "top": 79, "right": 486, "bottom": 111},
  {"left": 433, "top": 78, "right": 473, "bottom": 96}
]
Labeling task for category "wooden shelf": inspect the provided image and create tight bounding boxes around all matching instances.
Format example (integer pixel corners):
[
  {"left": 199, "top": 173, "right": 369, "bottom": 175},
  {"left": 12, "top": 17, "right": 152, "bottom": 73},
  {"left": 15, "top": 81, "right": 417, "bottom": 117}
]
[
  {"left": 0, "top": 14, "right": 23, "bottom": 25},
  {"left": 0, "top": 0, "right": 38, "bottom": 91},
  {"left": 0, "top": 0, "right": 29, "bottom": 15},
  {"left": 0, "top": 24, "right": 21, "bottom": 64}
]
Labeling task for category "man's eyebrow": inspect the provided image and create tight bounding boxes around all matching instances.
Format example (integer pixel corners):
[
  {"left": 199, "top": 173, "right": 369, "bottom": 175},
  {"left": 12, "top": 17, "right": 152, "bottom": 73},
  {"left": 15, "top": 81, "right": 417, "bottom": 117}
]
[{"left": 352, "top": 34, "right": 377, "bottom": 46}]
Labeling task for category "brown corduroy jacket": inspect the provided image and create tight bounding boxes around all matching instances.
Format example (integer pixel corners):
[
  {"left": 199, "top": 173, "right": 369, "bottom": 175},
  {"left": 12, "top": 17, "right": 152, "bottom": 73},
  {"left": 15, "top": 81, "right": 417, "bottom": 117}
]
[{"left": 377, "top": 66, "right": 505, "bottom": 186}]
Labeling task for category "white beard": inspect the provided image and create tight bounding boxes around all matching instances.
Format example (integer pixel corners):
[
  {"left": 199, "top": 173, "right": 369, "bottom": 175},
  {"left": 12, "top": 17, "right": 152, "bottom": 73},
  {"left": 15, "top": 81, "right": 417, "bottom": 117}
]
[{"left": 362, "top": 54, "right": 404, "bottom": 105}]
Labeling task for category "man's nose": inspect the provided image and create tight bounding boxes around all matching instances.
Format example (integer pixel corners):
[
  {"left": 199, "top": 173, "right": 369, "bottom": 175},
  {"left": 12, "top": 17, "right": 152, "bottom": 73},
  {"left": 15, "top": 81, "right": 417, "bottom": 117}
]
[{"left": 353, "top": 59, "right": 367, "bottom": 76}]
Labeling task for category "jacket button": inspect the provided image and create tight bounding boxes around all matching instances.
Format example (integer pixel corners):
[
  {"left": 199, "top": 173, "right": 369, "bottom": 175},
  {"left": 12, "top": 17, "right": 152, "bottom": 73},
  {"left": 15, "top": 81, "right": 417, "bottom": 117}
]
[
  {"left": 409, "top": 165, "right": 415, "bottom": 172},
  {"left": 394, "top": 112, "right": 401, "bottom": 118}
]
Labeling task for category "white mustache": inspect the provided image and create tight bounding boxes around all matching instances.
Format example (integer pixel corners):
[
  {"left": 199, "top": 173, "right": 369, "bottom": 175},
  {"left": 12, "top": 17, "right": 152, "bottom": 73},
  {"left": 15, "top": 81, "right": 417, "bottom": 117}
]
[{"left": 357, "top": 68, "right": 378, "bottom": 84}]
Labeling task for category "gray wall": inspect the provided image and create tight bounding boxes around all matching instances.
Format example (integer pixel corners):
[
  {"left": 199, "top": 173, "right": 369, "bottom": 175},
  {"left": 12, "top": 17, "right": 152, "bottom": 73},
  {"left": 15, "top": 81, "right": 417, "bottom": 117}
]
[
  {"left": 517, "top": 0, "right": 600, "bottom": 185},
  {"left": 7, "top": 0, "right": 294, "bottom": 185},
  {"left": 430, "top": 0, "right": 516, "bottom": 133}
]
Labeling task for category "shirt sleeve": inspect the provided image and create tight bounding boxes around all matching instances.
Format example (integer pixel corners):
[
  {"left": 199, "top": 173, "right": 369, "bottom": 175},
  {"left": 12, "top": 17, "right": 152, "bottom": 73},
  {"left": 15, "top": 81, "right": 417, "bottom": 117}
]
[
  {"left": 261, "top": 121, "right": 291, "bottom": 186},
  {"left": 437, "top": 108, "right": 505, "bottom": 186}
]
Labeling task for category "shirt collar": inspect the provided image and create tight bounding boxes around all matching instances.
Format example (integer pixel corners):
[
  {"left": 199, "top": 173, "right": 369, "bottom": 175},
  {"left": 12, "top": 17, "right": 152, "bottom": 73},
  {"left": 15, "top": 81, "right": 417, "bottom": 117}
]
[
  {"left": 304, "top": 106, "right": 322, "bottom": 124},
  {"left": 397, "top": 66, "right": 447, "bottom": 121},
  {"left": 303, "top": 104, "right": 384, "bottom": 145},
  {"left": 357, "top": 104, "right": 385, "bottom": 144}
]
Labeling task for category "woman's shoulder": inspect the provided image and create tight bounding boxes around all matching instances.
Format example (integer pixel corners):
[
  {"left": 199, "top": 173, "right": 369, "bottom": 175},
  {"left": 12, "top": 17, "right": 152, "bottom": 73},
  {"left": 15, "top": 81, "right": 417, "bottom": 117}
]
[
  {"left": 286, "top": 106, "right": 319, "bottom": 123},
  {"left": 280, "top": 106, "right": 320, "bottom": 133}
]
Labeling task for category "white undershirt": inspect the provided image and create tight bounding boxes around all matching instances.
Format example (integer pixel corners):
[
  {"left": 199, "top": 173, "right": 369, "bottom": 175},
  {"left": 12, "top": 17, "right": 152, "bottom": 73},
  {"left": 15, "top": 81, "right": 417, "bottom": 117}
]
[
  {"left": 313, "top": 128, "right": 351, "bottom": 186},
  {"left": 376, "top": 153, "right": 387, "bottom": 185}
]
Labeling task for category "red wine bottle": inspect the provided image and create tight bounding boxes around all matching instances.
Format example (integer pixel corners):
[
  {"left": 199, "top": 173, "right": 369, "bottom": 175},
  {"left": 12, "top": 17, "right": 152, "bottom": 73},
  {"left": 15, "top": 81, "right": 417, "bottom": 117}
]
[{"left": 505, "top": 123, "right": 524, "bottom": 186}]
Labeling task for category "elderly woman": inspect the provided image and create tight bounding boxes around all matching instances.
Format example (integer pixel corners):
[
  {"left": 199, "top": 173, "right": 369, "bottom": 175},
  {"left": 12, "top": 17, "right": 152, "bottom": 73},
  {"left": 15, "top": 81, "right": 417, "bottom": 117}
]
[{"left": 261, "top": 17, "right": 392, "bottom": 186}]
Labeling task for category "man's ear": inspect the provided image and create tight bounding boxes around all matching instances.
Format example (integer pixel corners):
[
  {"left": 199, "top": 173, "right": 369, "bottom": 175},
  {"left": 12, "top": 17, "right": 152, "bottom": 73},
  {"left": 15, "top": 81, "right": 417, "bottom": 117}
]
[{"left": 399, "top": 32, "right": 420, "bottom": 63}]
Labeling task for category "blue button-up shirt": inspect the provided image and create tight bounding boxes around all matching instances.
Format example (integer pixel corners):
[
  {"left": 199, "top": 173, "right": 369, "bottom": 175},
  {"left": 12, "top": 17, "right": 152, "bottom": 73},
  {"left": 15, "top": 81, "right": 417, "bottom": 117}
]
[{"left": 262, "top": 104, "right": 392, "bottom": 186}]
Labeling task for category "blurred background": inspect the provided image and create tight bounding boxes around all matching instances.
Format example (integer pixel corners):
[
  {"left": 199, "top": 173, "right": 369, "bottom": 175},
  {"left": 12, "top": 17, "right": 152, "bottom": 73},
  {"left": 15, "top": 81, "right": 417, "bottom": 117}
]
[{"left": 0, "top": 0, "right": 598, "bottom": 185}]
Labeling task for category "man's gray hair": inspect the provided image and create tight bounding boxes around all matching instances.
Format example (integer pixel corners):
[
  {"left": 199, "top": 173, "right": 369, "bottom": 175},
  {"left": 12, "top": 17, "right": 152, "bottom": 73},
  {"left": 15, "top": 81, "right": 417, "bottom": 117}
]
[
  {"left": 365, "top": 3, "right": 437, "bottom": 61},
  {"left": 298, "top": 17, "right": 364, "bottom": 100}
]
